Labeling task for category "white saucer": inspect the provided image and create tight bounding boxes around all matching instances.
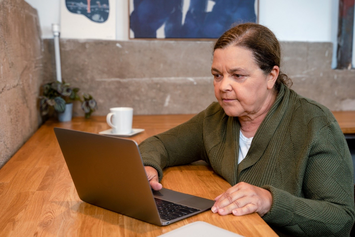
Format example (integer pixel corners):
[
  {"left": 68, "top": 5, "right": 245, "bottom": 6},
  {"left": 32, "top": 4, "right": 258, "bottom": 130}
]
[{"left": 99, "top": 128, "right": 145, "bottom": 137}]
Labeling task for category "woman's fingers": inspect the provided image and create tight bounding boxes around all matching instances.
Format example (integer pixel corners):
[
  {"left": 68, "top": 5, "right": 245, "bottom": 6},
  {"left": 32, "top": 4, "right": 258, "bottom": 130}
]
[
  {"left": 145, "top": 166, "right": 163, "bottom": 191},
  {"left": 212, "top": 182, "right": 272, "bottom": 217},
  {"left": 150, "top": 180, "right": 163, "bottom": 191}
]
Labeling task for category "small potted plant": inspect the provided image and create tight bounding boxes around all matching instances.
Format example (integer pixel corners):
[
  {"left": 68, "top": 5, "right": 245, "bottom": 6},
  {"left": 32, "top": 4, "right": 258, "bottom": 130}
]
[{"left": 39, "top": 80, "right": 97, "bottom": 121}]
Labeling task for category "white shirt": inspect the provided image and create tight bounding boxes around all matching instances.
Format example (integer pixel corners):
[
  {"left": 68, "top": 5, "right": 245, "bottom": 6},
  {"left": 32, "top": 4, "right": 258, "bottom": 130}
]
[{"left": 238, "top": 131, "right": 253, "bottom": 164}]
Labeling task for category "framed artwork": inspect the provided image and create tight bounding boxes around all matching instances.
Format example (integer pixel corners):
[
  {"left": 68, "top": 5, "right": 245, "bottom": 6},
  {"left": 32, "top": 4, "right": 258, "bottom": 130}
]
[
  {"left": 61, "top": 0, "right": 116, "bottom": 40},
  {"left": 129, "top": 0, "right": 259, "bottom": 39}
]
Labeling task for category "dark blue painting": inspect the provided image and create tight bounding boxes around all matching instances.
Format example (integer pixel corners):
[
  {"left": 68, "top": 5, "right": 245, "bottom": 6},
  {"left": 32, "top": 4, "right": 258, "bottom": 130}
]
[
  {"left": 130, "top": 0, "right": 257, "bottom": 39},
  {"left": 66, "top": 0, "right": 110, "bottom": 23}
]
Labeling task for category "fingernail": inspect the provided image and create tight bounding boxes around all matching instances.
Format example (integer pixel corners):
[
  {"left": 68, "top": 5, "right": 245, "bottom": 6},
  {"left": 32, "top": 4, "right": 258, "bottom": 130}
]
[{"left": 211, "top": 206, "right": 217, "bottom": 213}]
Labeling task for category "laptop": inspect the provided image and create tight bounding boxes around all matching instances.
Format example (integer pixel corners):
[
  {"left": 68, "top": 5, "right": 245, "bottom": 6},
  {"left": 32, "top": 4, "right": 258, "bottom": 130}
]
[{"left": 54, "top": 128, "right": 214, "bottom": 226}]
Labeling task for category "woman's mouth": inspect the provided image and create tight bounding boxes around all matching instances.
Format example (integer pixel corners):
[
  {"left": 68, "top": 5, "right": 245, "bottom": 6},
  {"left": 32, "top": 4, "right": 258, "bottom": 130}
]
[{"left": 222, "top": 98, "right": 235, "bottom": 102}]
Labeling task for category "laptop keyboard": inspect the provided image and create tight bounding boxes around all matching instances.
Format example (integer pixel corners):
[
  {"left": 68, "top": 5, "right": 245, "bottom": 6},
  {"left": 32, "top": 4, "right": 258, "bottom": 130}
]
[{"left": 154, "top": 198, "right": 199, "bottom": 221}]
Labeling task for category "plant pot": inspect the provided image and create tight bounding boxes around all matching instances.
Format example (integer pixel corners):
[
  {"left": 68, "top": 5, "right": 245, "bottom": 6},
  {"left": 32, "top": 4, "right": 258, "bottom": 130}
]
[{"left": 58, "top": 103, "right": 73, "bottom": 122}]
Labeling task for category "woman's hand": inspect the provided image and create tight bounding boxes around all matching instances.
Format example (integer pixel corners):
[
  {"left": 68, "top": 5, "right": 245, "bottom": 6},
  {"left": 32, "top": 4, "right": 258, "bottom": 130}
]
[
  {"left": 145, "top": 166, "right": 163, "bottom": 191},
  {"left": 211, "top": 182, "right": 272, "bottom": 217}
]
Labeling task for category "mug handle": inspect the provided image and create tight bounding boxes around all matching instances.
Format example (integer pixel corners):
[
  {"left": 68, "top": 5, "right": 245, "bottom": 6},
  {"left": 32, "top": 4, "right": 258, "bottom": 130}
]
[{"left": 106, "top": 113, "right": 116, "bottom": 128}]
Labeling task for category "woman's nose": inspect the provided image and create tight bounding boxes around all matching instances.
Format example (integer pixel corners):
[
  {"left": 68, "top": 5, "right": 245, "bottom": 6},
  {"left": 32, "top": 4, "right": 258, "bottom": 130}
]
[{"left": 219, "top": 77, "right": 232, "bottom": 92}]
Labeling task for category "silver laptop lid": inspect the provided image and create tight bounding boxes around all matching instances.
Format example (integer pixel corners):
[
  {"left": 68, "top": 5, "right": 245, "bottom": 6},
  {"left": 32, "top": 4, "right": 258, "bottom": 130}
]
[{"left": 54, "top": 127, "right": 162, "bottom": 225}]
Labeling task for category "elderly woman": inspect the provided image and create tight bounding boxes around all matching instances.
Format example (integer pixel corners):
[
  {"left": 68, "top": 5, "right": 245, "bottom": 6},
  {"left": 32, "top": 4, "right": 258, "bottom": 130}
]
[{"left": 139, "top": 23, "right": 355, "bottom": 236}]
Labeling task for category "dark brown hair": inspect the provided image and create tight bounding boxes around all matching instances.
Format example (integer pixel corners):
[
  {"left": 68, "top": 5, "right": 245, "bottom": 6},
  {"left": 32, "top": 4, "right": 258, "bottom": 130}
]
[{"left": 214, "top": 23, "right": 292, "bottom": 91}]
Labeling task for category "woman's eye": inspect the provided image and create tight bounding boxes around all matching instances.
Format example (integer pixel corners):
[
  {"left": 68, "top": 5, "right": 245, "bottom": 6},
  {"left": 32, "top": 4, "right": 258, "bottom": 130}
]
[
  {"left": 234, "top": 74, "right": 246, "bottom": 80},
  {"left": 213, "top": 74, "right": 222, "bottom": 80}
]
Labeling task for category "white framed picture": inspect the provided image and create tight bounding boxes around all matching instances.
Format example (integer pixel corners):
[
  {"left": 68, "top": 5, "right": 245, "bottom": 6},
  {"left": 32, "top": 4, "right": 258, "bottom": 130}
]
[{"left": 61, "top": 0, "right": 116, "bottom": 40}]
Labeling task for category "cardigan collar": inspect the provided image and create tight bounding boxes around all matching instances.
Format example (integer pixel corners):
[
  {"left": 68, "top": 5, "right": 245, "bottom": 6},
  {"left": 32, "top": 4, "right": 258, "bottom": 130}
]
[{"left": 236, "top": 84, "right": 292, "bottom": 178}]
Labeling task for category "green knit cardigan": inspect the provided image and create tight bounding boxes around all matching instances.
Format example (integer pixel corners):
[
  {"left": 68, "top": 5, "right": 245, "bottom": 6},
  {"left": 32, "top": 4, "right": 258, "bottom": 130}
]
[{"left": 139, "top": 84, "right": 355, "bottom": 236}]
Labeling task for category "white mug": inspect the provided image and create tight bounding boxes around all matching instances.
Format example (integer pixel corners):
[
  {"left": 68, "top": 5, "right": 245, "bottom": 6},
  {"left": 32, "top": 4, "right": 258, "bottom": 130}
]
[{"left": 106, "top": 107, "right": 133, "bottom": 134}]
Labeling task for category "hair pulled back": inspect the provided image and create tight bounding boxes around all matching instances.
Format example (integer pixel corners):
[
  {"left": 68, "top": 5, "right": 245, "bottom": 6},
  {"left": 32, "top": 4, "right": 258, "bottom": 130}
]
[{"left": 214, "top": 23, "right": 292, "bottom": 91}]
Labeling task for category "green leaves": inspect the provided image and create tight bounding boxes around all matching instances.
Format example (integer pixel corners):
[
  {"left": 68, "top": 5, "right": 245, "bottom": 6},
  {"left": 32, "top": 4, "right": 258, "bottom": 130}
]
[
  {"left": 81, "top": 93, "right": 97, "bottom": 118},
  {"left": 39, "top": 80, "right": 97, "bottom": 119},
  {"left": 53, "top": 97, "right": 66, "bottom": 113}
]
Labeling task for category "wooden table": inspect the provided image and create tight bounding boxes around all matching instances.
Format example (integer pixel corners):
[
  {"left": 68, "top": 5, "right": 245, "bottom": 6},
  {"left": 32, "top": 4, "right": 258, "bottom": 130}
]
[
  {"left": 332, "top": 111, "right": 355, "bottom": 138},
  {"left": 0, "top": 115, "right": 278, "bottom": 237}
]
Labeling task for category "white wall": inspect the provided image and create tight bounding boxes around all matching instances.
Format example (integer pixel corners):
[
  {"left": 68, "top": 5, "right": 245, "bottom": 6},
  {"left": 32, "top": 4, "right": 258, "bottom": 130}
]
[
  {"left": 25, "top": 0, "right": 61, "bottom": 38},
  {"left": 26, "top": 0, "right": 353, "bottom": 67},
  {"left": 259, "top": 0, "right": 338, "bottom": 42}
]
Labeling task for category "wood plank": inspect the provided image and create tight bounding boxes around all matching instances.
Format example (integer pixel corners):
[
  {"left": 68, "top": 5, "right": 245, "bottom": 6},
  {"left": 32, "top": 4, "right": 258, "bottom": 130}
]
[{"left": 332, "top": 111, "right": 355, "bottom": 134}]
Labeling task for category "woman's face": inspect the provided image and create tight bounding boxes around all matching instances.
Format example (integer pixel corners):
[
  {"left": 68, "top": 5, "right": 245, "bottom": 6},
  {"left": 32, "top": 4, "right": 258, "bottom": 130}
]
[{"left": 211, "top": 45, "right": 278, "bottom": 119}]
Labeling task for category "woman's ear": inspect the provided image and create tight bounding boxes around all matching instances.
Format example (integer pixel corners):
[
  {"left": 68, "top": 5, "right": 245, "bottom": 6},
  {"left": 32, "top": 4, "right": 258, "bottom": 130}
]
[{"left": 267, "top": 66, "right": 279, "bottom": 89}]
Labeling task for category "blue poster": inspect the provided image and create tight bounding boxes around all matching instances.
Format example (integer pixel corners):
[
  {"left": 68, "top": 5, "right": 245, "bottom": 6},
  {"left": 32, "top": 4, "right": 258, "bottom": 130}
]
[
  {"left": 130, "top": 0, "right": 257, "bottom": 38},
  {"left": 66, "top": 0, "right": 110, "bottom": 23}
]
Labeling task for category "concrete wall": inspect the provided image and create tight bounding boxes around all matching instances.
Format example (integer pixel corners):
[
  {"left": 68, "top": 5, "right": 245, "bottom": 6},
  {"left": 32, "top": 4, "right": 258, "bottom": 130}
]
[
  {"left": 42, "top": 39, "right": 355, "bottom": 117},
  {"left": 0, "top": 0, "right": 44, "bottom": 167}
]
